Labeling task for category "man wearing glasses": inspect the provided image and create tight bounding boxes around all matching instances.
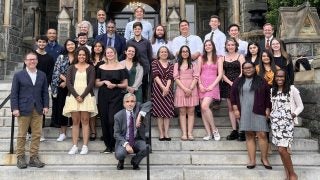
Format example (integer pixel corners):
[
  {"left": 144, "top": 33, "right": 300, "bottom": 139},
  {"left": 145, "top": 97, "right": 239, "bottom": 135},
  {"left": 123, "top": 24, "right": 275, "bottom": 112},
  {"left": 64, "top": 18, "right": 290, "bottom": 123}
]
[
  {"left": 11, "top": 52, "right": 49, "bottom": 169},
  {"left": 95, "top": 20, "right": 126, "bottom": 60}
]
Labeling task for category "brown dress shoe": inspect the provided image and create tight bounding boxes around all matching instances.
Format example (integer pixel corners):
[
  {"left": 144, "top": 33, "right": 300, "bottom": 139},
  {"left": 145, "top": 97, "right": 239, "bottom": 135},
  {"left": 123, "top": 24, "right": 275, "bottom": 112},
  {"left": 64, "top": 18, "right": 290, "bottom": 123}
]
[{"left": 29, "top": 156, "right": 45, "bottom": 168}]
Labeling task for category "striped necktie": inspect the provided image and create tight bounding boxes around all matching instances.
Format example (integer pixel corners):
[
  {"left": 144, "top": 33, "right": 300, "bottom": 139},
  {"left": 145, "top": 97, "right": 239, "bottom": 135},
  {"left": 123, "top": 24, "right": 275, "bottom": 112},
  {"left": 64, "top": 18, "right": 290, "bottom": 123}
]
[{"left": 99, "top": 24, "right": 104, "bottom": 35}]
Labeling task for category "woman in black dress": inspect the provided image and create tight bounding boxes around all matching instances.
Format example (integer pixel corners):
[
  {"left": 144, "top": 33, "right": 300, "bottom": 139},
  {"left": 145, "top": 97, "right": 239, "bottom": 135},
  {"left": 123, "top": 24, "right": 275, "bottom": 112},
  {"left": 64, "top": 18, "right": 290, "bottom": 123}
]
[{"left": 95, "top": 47, "right": 128, "bottom": 153}]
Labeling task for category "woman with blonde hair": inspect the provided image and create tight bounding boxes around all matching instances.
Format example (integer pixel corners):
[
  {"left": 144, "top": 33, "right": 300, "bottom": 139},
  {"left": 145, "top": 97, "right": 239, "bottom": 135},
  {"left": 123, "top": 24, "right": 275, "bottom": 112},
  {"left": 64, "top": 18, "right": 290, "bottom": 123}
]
[{"left": 96, "top": 47, "right": 128, "bottom": 153}]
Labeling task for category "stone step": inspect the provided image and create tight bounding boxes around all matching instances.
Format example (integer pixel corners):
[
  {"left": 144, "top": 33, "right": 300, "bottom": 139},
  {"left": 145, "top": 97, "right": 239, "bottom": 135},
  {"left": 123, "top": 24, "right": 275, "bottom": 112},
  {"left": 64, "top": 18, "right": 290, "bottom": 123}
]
[
  {"left": 0, "top": 138, "right": 318, "bottom": 152},
  {"left": 1, "top": 151, "right": 320, "bottom": 166},
  {"left": 0, "top": 126, "right": 311, "bottom": 139},
  {"left": 0, "top": 165, "right": 319, "bottom": 180}
]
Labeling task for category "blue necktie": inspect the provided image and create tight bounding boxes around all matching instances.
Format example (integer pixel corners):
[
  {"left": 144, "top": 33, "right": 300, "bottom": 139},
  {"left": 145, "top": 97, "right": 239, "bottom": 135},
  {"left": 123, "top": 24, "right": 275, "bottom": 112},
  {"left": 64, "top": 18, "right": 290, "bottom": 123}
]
[{"left": 99, "top": 24, "right": 104, "bottom": 35}]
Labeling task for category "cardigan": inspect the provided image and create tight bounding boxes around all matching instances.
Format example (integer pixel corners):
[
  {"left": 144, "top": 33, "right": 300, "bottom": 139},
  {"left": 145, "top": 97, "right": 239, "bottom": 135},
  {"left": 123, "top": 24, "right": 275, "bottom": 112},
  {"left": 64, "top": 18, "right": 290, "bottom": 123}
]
[
  {"left": 66, "top": 64, "right": 95, "bottom": 99},
  {"left": 230, "top": 77, "right": 271, "bottom": 116}
]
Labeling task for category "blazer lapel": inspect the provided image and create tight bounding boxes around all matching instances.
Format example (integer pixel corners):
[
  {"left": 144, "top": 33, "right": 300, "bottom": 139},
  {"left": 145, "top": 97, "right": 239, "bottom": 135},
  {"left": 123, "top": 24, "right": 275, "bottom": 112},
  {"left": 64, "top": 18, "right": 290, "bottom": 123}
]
[{"left": 23, "top": 70, "right": 34, "bottom": 86}]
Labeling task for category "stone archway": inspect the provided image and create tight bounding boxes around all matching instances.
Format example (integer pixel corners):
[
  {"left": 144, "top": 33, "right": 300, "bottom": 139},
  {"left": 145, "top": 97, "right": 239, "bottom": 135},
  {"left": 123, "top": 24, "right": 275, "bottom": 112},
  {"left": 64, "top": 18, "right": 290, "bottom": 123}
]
[{"left": 104, "top": 0, "right": 160, "bottom": 35}]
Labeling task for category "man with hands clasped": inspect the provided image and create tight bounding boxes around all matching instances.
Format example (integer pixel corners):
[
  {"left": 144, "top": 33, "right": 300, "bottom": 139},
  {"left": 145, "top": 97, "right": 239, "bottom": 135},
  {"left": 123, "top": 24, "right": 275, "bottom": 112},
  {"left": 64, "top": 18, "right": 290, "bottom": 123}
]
[{"left": 114, "top": 93, "right": 151, "bottom": 170}]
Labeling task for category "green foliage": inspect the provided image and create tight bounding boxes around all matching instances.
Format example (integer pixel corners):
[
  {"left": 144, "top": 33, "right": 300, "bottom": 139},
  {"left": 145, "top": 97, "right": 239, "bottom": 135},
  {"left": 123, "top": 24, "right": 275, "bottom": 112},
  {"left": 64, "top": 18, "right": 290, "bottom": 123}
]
[{"left": 266, "top": 0, "right": 320, "bottom": 26}]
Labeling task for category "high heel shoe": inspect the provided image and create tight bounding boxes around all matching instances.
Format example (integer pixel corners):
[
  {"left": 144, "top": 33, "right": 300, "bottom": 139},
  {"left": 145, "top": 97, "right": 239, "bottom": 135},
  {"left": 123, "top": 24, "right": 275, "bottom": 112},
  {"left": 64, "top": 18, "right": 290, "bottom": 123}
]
[
  {"left": 261, "top": 159, "right": 272, "bottom": 170},
  {"left": 246, "top": 164, "right": 256, "bottom": 169}
]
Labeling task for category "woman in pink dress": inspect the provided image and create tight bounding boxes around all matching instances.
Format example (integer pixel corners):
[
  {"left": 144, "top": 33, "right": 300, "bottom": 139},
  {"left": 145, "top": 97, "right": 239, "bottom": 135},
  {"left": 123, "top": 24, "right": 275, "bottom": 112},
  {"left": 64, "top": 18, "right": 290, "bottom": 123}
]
[
  {"left": 173, "top": 45, "right": 199, "bottom": 141},
  {"left": 198, "top": 40, "right": 223, "bottom": 141}
]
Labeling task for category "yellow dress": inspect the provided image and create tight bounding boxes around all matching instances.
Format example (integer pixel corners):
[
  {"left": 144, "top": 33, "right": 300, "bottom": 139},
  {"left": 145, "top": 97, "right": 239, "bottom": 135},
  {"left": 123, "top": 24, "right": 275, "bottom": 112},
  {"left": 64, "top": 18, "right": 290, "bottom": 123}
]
[{"left": 63, "top": 71, "right": 98, "bottom": 117}]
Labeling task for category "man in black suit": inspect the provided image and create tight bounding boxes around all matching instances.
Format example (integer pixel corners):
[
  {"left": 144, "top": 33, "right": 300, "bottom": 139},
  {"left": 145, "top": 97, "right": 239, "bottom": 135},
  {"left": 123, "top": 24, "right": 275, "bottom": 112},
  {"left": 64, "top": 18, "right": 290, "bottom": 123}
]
[
  {"left": 11, "top": 52, "right": 49, "bottom": 169},
  {"left": 259, "top": 23, "right": 274, "bottom": 51},
  {"left": 92, "top": 9, "right": 107, "bottom": 39},
  {"left": 95, "top": 20, "right": 126, "bottom": 60},
  {"left": 114, "top": 93, "right": 151, "bottom": 170}
]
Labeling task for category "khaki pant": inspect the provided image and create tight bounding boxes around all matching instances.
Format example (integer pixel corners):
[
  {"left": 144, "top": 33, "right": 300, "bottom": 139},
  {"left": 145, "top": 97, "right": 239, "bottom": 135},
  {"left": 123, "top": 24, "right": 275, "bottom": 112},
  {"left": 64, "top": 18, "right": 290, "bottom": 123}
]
[{"left": 16, "top": 109, "right": 43, "bottom": 157}]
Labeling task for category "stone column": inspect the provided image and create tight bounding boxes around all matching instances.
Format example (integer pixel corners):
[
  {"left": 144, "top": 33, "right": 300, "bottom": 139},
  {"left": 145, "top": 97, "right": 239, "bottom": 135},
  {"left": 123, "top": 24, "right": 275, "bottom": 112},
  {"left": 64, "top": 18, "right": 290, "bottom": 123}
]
[
  {"left": 57, "top": 7, "right": 71, "bottom": 44},
  {"left": 3, "top": 0, "right": 11, "bottom": 26},
  {"left": 179, "top": 0, "right": 185, "bottom": 20},
  {"left": 160, "top": 0, "right": 167, "bottom": 26},
  {"left": 233, "top": 0, "right": 240, "bottom": 25},
  {"left": 167, "top": 7, "right": 180, "bottom": 40},
  {"left": 32, "top": 7, "right": 40, "bottom": 37},
  {"left": 77, "top": 0, "right": 83, "bottom": 22}
]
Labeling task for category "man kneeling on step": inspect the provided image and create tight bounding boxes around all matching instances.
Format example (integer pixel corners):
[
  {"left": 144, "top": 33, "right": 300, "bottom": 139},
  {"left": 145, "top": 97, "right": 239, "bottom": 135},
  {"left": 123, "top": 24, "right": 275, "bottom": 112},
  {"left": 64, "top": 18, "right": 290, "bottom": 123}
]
[{"left": 114, "top": 93, "right": 151, "bottom": 170}]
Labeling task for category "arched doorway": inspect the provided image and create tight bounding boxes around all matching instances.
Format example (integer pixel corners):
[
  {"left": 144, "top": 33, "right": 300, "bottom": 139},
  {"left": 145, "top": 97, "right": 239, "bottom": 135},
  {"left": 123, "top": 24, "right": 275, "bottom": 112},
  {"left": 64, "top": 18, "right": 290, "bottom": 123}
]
[{"left": 104, "top": 0, "right": 160, "bottom": 36}]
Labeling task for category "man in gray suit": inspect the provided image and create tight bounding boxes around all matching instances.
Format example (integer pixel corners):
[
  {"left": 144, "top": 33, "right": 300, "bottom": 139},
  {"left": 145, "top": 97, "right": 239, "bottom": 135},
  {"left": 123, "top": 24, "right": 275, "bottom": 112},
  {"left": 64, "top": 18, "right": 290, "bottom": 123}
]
[
  {"left": 11, "top": 52, "right": 49, "bottom": 169},
  {"left": 114, "top": 93, "right": 151, "bottom": 170}
]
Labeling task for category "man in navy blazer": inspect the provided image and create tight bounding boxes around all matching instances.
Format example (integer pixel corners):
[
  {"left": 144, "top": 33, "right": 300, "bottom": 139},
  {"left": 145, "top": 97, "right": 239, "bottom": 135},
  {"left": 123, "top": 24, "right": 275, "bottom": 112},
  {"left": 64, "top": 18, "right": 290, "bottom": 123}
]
[
  {"left": 92, "top": 9, "right": 107, "bottom": 38},
  {"left": 114, "top": 93, "right": 151, "bottom": 170},
  {"left": 95, "top": 20, "right": 126, "bottom": 60},
  {"left": 11, "top": 52, "right": 49, "bottom": 169}
]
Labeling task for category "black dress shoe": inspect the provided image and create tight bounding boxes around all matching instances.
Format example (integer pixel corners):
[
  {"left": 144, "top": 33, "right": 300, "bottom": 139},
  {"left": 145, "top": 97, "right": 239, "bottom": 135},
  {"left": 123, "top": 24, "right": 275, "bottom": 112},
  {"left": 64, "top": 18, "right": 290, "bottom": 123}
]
[
  {"left": 226, "top": 130, "right": 239, "bottom": 140},
  {"left": 261, "top": 159, "right": 272, "bottom": 170},
  {"left": 117, "top": 160, "right": 124, "bottom": 170},
  {"left": 159, "top": 137, "right": 166, "bottom": 141},
  {"left": 238, "top": 131, "right": 246, "bottom": 141},
  {"left": 246, "top": 164, "right": 256, "bottom": 169},
  {"left": 101, "top": 147, "right": 112, "bottom": 154},
  {"left": 131, "top": 160, "right": 140, "bottom": 170}
]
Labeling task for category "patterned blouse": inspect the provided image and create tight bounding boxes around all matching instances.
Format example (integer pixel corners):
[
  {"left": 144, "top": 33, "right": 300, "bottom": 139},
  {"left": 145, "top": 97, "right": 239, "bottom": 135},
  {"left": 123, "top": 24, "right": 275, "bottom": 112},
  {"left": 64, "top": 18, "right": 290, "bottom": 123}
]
[{"left": 51, "top": 55, "right": 71, "bottom": 97}]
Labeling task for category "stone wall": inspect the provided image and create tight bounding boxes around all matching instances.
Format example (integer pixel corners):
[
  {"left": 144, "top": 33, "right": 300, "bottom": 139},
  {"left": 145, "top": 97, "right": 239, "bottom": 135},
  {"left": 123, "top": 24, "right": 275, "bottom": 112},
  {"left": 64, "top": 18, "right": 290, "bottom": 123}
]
[{"left": 296, "top": 83, "right": 320, "bottom": 137}]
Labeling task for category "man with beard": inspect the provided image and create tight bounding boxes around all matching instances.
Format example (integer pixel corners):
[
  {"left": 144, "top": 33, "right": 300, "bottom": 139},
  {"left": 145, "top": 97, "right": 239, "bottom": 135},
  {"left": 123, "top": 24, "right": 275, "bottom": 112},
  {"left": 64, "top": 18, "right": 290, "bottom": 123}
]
[{"left": 150, "top": 24, "right": 174, "bottom": 59}]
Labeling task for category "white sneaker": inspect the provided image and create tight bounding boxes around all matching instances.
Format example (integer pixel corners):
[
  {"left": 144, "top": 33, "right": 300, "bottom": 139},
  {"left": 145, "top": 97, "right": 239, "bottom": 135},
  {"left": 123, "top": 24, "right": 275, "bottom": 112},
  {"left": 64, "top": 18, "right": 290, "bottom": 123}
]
[
  {"left": 80, "top": 145, "right": 89, "bottom": 155},
  {"left": 203, "top": 135, "right": 212, "bottom": 141},
  {"left": 212, "top": 129, "right": 221, "bottom": 141},
  {"left": 57, "top": 133, "right": 66, "bottom": 142},
  {"left": 40, "top": 136, "right": 46, "bottom": 142},
  {"left": 68, "top": 145, "right": 78, "bottom": 155}
]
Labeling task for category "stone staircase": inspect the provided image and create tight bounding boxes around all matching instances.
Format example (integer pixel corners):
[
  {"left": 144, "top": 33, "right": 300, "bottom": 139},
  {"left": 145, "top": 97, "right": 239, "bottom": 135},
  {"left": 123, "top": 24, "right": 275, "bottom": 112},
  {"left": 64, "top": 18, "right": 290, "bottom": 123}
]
[{"left": 0, "top": 81, "right": 319, "bottom": 180}]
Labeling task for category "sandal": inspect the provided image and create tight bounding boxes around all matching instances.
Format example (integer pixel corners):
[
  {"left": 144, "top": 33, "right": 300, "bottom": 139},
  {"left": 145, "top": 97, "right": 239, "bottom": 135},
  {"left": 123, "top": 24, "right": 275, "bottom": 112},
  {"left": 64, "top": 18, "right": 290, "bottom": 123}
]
[
  {"left": 181, "top": 135, "right": 188, "bottom": 141},
  {"left": 188, "top": 134, "right": 194, "bottom": 141},
  {"left": 90, "top": 133, "right": 96, "bottom": 141}
]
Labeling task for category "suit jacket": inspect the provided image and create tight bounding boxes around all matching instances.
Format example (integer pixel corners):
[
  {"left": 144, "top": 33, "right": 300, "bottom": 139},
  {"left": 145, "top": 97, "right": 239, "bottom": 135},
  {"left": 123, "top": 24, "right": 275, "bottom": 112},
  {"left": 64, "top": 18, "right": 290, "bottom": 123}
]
[
  {"left": 95, "top": 33, "right": 126, "bottom": 60},
  {"left": 10, "top": 69, "right": 49, "bottom": 116},
  {"left": 259, "top": 37, "right": 273, "bottom": 51},
  {"left": 92, "top": 21, "right": 106, "bottom": 39},
  {"left": 114, "top": 101, "right": 152, "bottom": 147}
]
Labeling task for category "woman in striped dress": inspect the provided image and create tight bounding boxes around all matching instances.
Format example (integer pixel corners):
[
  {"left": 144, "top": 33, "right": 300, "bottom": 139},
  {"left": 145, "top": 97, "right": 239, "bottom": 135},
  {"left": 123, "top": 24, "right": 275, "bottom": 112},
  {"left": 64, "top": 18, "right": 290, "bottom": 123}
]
[{"left": 151, "top": 46, "right": 175, "bottom": 141}]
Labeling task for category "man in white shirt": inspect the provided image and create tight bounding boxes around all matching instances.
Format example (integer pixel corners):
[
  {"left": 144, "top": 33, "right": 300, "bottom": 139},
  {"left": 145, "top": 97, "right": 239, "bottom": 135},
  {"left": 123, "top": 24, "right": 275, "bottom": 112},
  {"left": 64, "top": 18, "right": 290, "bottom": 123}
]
[
  {"left": 77, "top": 32, "right": 92, "bottom": 54},
  {"left": 259, "top": 23, "right": 274, "bottom": 51},
  {"left": 172, "top": 20, "right": 203, "bottom": 60},
  {"left": 124, "top": 6, "right": 153, "bottom": 41},
  {"left": 227, "top": 24, "right": 248, "bottom": 56},
  {"left": 204, "top": 15, "right": 226, "bottom": 57}
]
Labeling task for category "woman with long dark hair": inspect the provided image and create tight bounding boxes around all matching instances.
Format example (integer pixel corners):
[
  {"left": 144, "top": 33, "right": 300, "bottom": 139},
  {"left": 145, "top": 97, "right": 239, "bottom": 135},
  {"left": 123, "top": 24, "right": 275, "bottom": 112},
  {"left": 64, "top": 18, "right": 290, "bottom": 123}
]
[
  {"left": 245, "top": 42, "right": 261, "bottom": 65},
  {"left": 256, "top": 50, "right": 280, "bottom": 86},
  {"left": 270, "top": 69, "right": 303, "bottom": 180},
  {"left": 63, "top": 46, "right": 98, "bottom": 155},
  {"left": 173, "top": 45, "right": 199, "bottom": 140},
  {"left": 120, "top": 45, "right": 143, "bottom": 102},
  {"left": 230, "top": 61, "right": 272, "bottom": 169},
  {"left": 198, "top": 40, "right": 223, "bottom": 141},
  {"left": 51, "top": 39, "right": 77, "bottom": 142}
]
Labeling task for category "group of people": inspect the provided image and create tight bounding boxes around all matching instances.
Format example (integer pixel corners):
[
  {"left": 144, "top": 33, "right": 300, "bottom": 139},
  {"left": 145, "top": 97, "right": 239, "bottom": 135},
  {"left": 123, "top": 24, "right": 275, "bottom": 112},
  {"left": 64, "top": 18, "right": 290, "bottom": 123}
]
[{"left": 10, "top": 6, "right": 304, "bottom": 179}]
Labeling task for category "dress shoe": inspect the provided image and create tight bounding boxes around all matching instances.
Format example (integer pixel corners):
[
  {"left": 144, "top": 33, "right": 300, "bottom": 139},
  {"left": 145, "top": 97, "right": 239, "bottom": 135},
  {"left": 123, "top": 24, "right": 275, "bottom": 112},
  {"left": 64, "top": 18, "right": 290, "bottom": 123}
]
[
  {"left": 246, "top": 164, "right": 256, "bottom": 169},
  {"left": 261, "top": 159, "right": 272, "bottom": 170},
  {"left": 117, "top": 160, "right": 124, "bottom": 170},
  {"left": 101, "top": 147, "right": 112, "bottom": 154},
  {"left": 158, "top": 137, "right": 166, "bottom": 141},
  {"left": 131, "top": 160, "right": 140, "bottom": 170},
  {"left": 226, "top": 130, "right": 239, "bottom": 140},
  {"left": 238, "top": 131, "right": 246, "bottom": 141},
  {"left": 164, "top": 137, "right": 171, "bottom": 141}
]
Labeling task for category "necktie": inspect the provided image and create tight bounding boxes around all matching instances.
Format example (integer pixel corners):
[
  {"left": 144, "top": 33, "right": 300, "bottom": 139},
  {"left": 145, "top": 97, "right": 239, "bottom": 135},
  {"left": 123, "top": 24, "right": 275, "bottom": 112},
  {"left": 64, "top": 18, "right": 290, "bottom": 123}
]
[
  {"left": 266, "top": 39, "right": 270, "bottom": 49},
  {"left": 210, "top": 31, "right": 214, "bottom": 41},
  {"left": 99, "top": 24, "right": 104, "bottom": 35},
  {"left": 129, "top": 112, "right": 135, "bottom": 147},
  {"left": 185, "top": 37, "right": 189, "bottom": 46},
  {"left": 107, "top": 37, "right": 112, "bottom": 47}
]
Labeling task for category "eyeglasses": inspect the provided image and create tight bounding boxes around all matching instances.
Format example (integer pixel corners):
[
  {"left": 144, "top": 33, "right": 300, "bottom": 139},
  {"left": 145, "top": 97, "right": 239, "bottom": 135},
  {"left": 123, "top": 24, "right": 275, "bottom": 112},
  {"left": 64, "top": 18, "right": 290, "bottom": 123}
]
[
  {"left": 182, "top": 50, "right": 189, "bottom": 53},
  {"left": 125, "top": 100, "right": 136, "bottom": 103},
  {"left": 243, "top": 66, "right": 254, "bottom": 70}
]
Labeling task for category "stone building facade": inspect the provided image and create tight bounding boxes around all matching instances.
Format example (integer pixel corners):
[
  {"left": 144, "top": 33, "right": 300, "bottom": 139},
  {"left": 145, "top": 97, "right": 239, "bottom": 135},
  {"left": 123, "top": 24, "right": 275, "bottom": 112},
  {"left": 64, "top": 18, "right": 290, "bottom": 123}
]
[{"left": 0, "top": 0, "right": 268, "bottom": 80}]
